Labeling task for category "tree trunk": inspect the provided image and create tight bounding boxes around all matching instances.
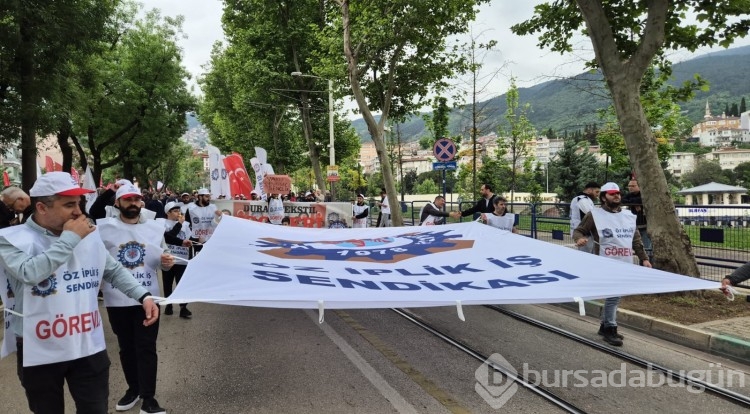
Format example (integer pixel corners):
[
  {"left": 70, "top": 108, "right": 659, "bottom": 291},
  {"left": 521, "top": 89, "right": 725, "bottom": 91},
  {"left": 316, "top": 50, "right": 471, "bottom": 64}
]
[
  {"left": 57, "top": 121, "right": 73, "bottom": 173},
  {"left": 299, "top": 92, "right": 326, "bottom": 193},
  {"left": 609, "top": 80, "right": 700, "bottom": 276},
  {"left": 18, "top": 19, "right": 38, "bottom": 192},
  {"left": 339, "top": 0, "right": 402, "bottom": 226}
]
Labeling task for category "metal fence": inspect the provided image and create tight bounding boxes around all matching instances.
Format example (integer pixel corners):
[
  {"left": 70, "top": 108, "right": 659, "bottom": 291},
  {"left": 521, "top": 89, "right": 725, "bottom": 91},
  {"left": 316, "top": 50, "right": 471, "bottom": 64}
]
[{"left": 368, "top": 199, "right": 750, "bottom": 283}]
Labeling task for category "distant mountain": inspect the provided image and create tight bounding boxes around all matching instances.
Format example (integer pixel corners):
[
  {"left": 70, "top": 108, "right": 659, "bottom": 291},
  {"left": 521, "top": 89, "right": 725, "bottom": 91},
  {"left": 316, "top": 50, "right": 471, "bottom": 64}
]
[{"left": 352, "top": 45, "right": 750, "bottom": 142}]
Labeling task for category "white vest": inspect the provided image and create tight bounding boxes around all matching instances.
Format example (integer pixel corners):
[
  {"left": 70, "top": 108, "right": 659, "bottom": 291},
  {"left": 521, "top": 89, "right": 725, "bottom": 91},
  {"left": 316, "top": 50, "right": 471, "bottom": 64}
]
[
  {"left": 485, "top": 212, "right": 516, "bottom": 232},
  {"left": 188, "top": 204, "right": 218, "bottom": 242},
  {"left": 268, "top": 198, "right": 284, "bottom": 225},
  {"left": 419, "top": 202, "right": 444, "bottom": 226},
  {"left": 591, "top": 208, "right": 637, "bottom": 264},
  {"left": 380, "top": 197, "right": 391, "bottom": 215},
  {"left": 164, "top": 219, "right": 192, "bottom": 261},
  {"left": 0, "top": 226, "right": 107, "bottom": 366},
  {"left": 352, "top": 203, "right": 369, "bottom": 228},
  {"left": 570, "top": 195, "right": 594, "bottom": 236},
  {"left": 98, "top": 217, "right": 164, "bottom": 307}
]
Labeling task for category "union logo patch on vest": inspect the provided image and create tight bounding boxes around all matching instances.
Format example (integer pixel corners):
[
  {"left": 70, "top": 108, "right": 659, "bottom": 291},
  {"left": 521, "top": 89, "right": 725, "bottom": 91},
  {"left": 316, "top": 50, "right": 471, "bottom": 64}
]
[
  {"left": 31, "top": 275, "right": 57, "bottom": 298},
  {"left": 117, "top": 241, "right": 146, "bottom": 269}
]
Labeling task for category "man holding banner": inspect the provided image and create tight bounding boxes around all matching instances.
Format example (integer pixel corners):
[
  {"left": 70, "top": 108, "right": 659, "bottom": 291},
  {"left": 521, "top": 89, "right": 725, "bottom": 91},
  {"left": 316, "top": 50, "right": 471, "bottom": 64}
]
[
  {"left": 0, "top": 172, "right": 159, "bottom": 413},
  {"left": 573, "top": 182, "right": 651, "bottom": 347},
  {"left": 97, "top": 183, "right": 174, "bottom": 414},
  {"left": 162, "top": 201, "right": 193, "bottom": 318},
  {"left": 185, "top": 188, "right": 222, "bottom": 246},
  {"left": 352, "top": 194, "right": 369, "bottom": 228}
]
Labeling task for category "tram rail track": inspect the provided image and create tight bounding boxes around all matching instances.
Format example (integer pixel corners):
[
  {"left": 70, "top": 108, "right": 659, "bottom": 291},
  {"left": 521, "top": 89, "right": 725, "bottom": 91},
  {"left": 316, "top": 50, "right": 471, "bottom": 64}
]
[
  {"left": 391, "top": 308, "right": 587, "bottom": 414},
  {"left": 392, "top": 305, "right": 750, "bottom": 412}
]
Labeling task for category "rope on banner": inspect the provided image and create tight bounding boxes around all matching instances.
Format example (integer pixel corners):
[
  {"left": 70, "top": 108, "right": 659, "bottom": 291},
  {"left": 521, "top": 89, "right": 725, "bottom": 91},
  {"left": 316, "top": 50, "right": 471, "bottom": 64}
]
[
  {"left": 2, "top": 306, "right": 23, "bottom": 317},
  {"left": 573, "top": 297, "right": 586, "bottom": 316},
  {"left": 722, "top": 286, "right": 737, "bottom": 302},
  {"left": 455, "top": 300, "right": 465, "bottom": 321},
  {"left": 318, "top": 300, "right": 325, "bottom": 323}
]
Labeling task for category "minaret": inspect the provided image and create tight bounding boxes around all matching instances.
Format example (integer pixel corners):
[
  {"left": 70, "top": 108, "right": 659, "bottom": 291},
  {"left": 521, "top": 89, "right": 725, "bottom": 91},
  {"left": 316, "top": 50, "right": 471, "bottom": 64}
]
[{"left": 704, "top": 101, "right": 712, "bottom": 119}]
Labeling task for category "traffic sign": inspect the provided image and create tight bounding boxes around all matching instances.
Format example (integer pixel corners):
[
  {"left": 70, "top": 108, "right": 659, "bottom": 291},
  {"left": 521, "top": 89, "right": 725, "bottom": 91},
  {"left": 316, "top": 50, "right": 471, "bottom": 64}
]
[
  {"left": 432, "top": 161, "right": 457, "bottom": 171},
  {"left": 433, "top": 138, "right": 457, "bottom": 161}
]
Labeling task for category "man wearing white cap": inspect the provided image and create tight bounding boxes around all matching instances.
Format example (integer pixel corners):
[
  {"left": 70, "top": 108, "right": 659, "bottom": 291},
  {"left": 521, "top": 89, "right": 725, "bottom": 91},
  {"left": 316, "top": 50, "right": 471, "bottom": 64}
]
[
  {"left": 0, "top": 171, "right": 159, "bottom": 413},
  {"left": 352, "top": 194, "right": 369, "bottom": 228},
  {"left": 184, "top": 188, "right": 222, "bottom": 245},
  {"left": 573, "top": 182, "right": 651, "bottom": 347},
  {"left": 97, "top": 183, "right": 174, "bottom": 414}
]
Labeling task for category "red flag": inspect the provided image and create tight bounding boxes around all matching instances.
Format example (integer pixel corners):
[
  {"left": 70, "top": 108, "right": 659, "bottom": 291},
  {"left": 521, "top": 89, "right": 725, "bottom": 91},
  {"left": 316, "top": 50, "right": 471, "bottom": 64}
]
[
  {"left": 53, "top": 161, "right": 63, "bottom": 172},
  {"left": 2, "top": 171, "right": 9, "bottom": 187},
  {"left": 71, "top": 168, "right": 80, "bottom": 183},
  {"left": 222, "top": 153, "right": 253, "bottom": 199},
  {"left": 45, "top": 156, "right": 55, "bottom": 172}
]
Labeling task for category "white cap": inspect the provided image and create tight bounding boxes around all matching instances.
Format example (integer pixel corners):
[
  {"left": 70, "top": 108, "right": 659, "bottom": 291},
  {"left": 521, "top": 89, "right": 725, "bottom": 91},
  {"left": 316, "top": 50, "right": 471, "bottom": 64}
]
[
  {"left": 116, "top": 179, "right": 132, "bottom": 186},
  {"left": 164, "top": 201, "right": 180, "bottom": 214},
  {"left": 197, "top": 188, "right": 210, "bottom": 196},
  {"left": 30, "top": 172, "right": 95, "bottom": 197},
  {"left": 116, "top": 183, "right": 141, "bottom": 200},
  {"left": 600, "top": 182, "right": 621, "bottom": 194}
]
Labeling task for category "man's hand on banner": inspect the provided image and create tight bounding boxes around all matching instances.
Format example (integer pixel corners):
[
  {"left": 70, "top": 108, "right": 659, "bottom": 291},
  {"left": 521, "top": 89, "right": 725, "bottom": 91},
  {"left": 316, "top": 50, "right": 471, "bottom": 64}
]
[{"left": 160, "top": 253, "right": 175, "bottom": 271}]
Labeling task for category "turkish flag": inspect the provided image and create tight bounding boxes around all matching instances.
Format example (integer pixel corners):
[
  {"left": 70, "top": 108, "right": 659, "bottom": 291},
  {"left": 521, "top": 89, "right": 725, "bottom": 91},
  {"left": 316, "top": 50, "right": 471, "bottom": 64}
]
[
  {"left": 222, "top": 153, "right": 253, "bottom": 199},
  {"left": 45, "top": 156, "right": 55, "bottom": 172},
  {"left": 53, "top": 162, "right": 63, "bottom": 172},
  {"left": 2, "top": 171, "right": 9, "bottom": 187},
  {"left": 71, "top": 168, "right": 79, "bottom": 183}
]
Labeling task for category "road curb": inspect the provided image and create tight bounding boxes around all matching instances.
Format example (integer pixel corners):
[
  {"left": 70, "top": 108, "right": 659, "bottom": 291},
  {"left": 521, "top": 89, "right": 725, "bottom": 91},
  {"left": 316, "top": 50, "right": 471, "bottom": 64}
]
[{"left": 555, "top": 301, "right": 750, "bottom": 365}]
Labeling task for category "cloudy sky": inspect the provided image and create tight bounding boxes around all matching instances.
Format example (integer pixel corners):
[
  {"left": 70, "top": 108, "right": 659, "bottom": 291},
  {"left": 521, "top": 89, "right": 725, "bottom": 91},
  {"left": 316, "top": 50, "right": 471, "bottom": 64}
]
[{"left": 149, "top": 0, "right": 749, "bottom": 113}]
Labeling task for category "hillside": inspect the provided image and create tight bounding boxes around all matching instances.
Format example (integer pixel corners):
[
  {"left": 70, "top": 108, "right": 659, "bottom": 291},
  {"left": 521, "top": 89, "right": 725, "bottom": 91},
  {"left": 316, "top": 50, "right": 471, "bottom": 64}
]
[{"left": 353, "top": 45, "right": 750, "bottom": 142}]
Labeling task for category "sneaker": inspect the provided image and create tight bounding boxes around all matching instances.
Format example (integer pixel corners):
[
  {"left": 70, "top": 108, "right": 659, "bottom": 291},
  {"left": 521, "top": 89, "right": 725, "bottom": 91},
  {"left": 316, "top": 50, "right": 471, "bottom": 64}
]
[
  {"left": 164, "top": 304, "right": 173, "bottom": 315},
  {"left": 140, "top": 398, "right": 166, "bottom": 414},
  {"left": 598, "top": 323, "right": 623, "bottom": 339},
  {"left": 116, "top": 390, "right": 140, "bottom": 411},
  {"left": 179, "top": 307, "right": 192, "bottom": 319},
  {"left": 601, "top": 326, "right": 623, "bottom": 347}
]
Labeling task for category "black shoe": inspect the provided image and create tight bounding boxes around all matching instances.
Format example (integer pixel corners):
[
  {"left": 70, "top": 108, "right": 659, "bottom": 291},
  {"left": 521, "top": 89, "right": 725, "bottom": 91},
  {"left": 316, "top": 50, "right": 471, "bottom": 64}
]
[
  {"left": 116, "top": 390, "right": 140, "bottom": 411},
  {"left": 140, "top": 398, "right": 166, "bottom": 414},
  {"left": 164, "top": 305, "right": 173, "bottom": 315},
  {"left": 179, "top": 307, "right": 192, "bottom": 319},
  {"left": 601, "top": 326, "right": 623, "bottom": 346},
  {"left": 598, "top": 323, "right": 623, "bottom": 339}
]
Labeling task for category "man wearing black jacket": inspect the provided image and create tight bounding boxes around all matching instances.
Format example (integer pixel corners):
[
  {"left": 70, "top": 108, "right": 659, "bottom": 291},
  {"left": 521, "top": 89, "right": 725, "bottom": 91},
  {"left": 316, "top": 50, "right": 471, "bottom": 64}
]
[
  {"left": 162, "top": 201, "right": 193, "bottom": 318},
  {"left": 460, "top": 184, "right": 497, "bottom": 219}
]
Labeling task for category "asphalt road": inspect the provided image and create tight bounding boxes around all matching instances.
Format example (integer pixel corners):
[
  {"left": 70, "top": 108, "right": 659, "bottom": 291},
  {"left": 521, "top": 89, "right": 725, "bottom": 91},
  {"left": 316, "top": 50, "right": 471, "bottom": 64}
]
[{"left": 1, "top": 302, "right": 749, "bottom": 413}]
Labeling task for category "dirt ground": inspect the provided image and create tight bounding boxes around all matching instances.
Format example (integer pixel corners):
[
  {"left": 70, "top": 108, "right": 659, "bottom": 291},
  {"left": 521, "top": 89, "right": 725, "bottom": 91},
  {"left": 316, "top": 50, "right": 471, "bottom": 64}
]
[{"left": 620, "top": 290, "right": 750, "bottom": 325}]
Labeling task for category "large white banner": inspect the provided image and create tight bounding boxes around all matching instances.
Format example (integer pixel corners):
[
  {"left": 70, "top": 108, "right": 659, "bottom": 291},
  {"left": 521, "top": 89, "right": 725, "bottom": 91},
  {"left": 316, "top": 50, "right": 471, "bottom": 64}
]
[{"left": 164, "top": 217, "right": 718, "bottom": 309}]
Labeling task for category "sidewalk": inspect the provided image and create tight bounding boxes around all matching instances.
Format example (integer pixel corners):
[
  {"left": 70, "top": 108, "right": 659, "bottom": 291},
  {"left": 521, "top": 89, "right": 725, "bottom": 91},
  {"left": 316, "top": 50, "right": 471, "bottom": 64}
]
[{"left": 557, "top": 292, "right": 750, "bottom": 365}]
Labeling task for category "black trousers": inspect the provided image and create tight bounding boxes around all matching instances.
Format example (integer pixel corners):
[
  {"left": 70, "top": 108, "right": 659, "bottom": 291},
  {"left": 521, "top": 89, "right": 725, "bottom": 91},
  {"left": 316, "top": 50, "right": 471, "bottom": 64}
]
[
  {"left": 162, "top": 264, "right": 187, "bottom": 306},
  {"left": 106, "top": 305, "right": 160, "bottom": 399},
  {"left": 17, "top": 341, "right": 110, "bottom": 414}
]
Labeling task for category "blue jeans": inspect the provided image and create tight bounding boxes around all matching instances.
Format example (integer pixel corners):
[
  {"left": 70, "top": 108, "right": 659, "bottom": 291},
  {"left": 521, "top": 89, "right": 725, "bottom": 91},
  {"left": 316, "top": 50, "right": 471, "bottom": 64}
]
[
  {"left": 601, "top": 297, "right": 621, "bottom": 327},
  {"left": 639, "top": 228, "right": 653, "bottom": 263}
]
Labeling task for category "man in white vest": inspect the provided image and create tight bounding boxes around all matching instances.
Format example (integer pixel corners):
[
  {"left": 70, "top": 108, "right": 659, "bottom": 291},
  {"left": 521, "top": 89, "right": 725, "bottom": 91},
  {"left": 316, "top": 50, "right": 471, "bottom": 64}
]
[
  {"left": 419, "top": 195, "right": 459, "bottom": 226},
  {"left": 162, "top": 202, "right": 193, "bottom": 318},
  {"left": 0, "top": 172, "right": 159, "bottom": 413},
  {"left": 480, "top": 196, "right": 518, "bottom": 233},
  {"left": 573, "top": 182, "right": 651, "bottom": 346},
  {"left": 569, "top": 181, "right": 600, "bottom": 252},
  {"left": 97, "top": 183, "right": 174, "bottom": 414},
  {"left": 185, "top": 188, "right": 222, "bottom": 246},
  {"left": 376, "top": 188, "right": 391, "bottom": 227},
  {"left": 352, "top": 194, "right": 369, "bottom": 228}
]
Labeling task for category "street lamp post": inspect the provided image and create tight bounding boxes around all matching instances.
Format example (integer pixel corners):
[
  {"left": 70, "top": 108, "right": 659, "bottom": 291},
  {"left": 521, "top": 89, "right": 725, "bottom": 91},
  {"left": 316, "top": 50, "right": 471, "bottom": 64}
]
[{"left": 291, "top": 71, "right": 335, "bottom": 200}]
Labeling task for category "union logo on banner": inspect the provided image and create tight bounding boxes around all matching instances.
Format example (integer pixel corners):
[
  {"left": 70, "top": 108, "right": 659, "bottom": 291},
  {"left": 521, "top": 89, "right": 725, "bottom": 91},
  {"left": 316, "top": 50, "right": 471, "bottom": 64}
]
[
  {"left": 255, "top": 230, "right": 474, "bottom": 263},
  {"left": 31, "top": 275, "right": 58, "bottom": 298}
]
